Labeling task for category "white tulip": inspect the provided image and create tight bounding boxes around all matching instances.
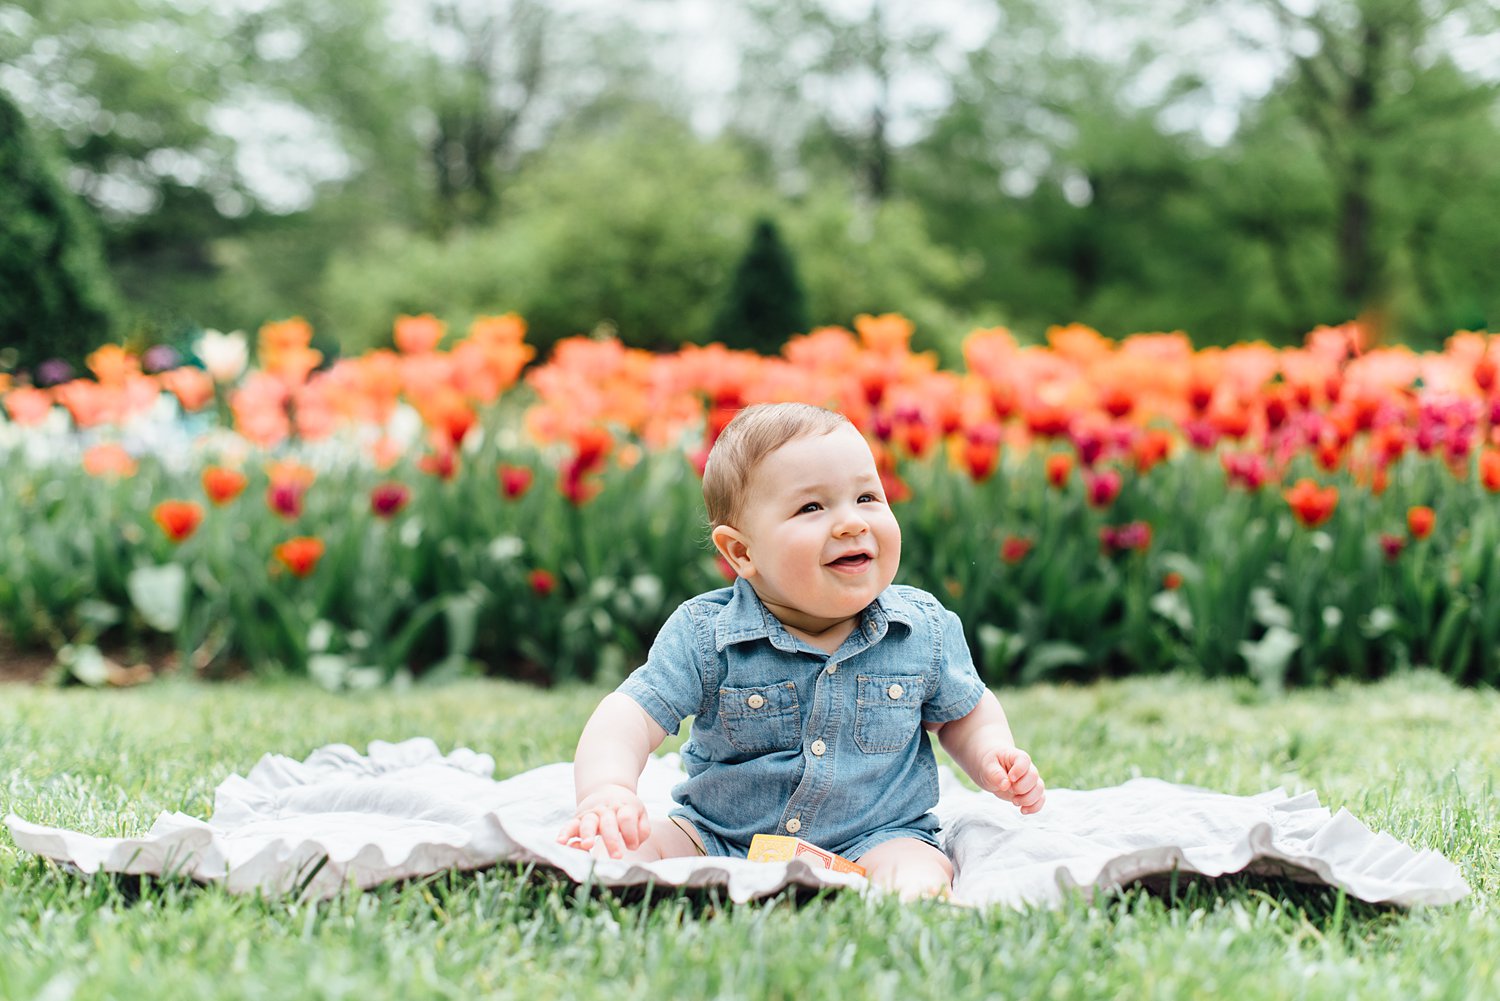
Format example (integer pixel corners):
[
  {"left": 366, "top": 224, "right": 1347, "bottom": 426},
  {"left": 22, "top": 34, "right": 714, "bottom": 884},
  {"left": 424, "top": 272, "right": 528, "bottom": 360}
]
[{"left": 195, "top": 329, "right": 249, "bottom": 383}]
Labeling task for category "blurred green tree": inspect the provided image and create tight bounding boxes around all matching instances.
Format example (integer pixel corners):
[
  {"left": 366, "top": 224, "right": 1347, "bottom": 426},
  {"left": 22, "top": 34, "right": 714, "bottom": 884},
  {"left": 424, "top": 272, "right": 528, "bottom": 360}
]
[
  {"left": 319, "top": 109, "right": 763, "bottom": 356},
  {"left": 0, "top": 89, "right": 119, "bottom": 372},
  {"left": 1224, "top": 0, "right": 1500, "bottom": 343},
  {"left": 709, "top": 217, "right": 811, "bottom": 354},
  {"left": 732, "top": 0, "right": 962, "bottom": 202}
]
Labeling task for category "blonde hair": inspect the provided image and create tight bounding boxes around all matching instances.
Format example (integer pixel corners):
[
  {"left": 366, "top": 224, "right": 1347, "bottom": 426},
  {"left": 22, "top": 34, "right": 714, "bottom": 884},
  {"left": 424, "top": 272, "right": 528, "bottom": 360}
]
[{"left": 703, "top": 403, "right": 852, "bottom": 529}]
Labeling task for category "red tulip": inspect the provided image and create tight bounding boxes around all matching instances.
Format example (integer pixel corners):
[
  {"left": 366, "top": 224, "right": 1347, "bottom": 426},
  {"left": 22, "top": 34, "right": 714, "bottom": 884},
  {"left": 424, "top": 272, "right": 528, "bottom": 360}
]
[
  {"left": 1000, "top": 536, "right": 1033, "bottom": 564},
  {"left": 528, "top": 569, "right": 556, "bottom": 597},
  {"left": 370, "top": 482, "right": 410, "bottom": 519},
  {"left": 152, "top": 500, "right": 203, "bottom": 543},
  {"left": 1085, "top": 469, "right": 1122, "bottom": 508},
  {"left": 1480, "top": 450, "right": 1500, "bottom": 493},
  {"left": 1407, "top": 505, "right": 1436, "bottom": 540},
  {"left": 266, "top": 481, "right": 305, "bottom": 519},
  {"left": 498, "top": 464, "right": 534, "bottom": 499},
  {"left": 1380, "top": 533, "right": 1406, "bottom": 562},
  {"left": 1284, "top": 479, "right": 1339, "bottom": 528},
  {"left": 274, "top": 537, "right": 325, "bottom": 577},
  {"left": 1100, "top": 521, "right": 1152, "bottom": 553}
]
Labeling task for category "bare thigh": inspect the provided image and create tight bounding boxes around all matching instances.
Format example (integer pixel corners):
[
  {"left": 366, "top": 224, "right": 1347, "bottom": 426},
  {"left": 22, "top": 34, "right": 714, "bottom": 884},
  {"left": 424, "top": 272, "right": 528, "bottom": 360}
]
[
  {"left": 857, "top": 838, "right": 954, "bottom": 900},
  {"left": 588, "top": 813, "right": 704, "bottom": 863}
]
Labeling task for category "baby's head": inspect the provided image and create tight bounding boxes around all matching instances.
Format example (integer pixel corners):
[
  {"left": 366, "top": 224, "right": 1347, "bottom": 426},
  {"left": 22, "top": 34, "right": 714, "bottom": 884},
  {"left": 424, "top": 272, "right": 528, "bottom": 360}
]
[
  {"left": 704, "top": 402, "right": 901, "bottom": 623},
  {"left": 703, "top": 402, "right": 851, "bottom": 530}
]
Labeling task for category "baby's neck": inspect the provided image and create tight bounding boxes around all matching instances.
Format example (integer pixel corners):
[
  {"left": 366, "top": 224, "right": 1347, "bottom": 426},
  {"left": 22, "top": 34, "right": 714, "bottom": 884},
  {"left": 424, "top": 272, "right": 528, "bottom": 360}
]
[
  {"left": 764, "top": 602, "right": 860, "bottom": 655},
  {"left": 785, "top": 619, "right": 857, "bottom": 655}
]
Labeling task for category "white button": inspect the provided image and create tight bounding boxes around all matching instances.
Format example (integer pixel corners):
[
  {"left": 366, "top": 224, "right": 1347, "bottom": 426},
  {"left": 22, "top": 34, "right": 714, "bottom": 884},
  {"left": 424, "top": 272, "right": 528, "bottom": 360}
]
[
  {"left": 827, "top": 664, "right": 838, "bottom": 674},
  {"left": 887, "top": 683, "right": 904, "bottom": 700},
  {"left": 747, "top": 694, "right": 766, "bottom": 709},
  {"left": 810, "top": 739, "right": 826, "bottom": 756},
  {"left": 786, "top": 817, "right": 801, "bottom": 834}
]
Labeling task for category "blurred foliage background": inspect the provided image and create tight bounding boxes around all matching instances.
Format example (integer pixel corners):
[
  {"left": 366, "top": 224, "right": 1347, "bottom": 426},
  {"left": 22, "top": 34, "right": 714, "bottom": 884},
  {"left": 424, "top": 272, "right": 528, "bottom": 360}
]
[{"left": 1, "top": 0, "right": 1498, "bottom": 371}]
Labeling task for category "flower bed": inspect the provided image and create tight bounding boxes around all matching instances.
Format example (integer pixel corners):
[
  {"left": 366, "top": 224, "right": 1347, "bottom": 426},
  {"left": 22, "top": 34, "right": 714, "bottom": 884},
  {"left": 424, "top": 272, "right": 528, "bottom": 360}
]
[{"left": 2, "top": 314, "right": 1497, "bottom": 688}]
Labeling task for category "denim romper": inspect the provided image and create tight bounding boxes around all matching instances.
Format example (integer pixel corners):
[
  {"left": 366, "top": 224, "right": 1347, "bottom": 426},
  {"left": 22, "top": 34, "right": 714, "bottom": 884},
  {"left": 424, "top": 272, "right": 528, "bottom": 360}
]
[{"left": 617, "top": 576, "right": 987, "bottom": 861}]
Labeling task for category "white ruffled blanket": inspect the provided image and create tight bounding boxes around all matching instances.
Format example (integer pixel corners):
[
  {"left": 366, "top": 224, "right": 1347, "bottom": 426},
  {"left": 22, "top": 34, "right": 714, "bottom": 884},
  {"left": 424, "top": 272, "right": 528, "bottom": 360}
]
[{"left": 4, "top": 738, "right": 1469, "bottom": 908}]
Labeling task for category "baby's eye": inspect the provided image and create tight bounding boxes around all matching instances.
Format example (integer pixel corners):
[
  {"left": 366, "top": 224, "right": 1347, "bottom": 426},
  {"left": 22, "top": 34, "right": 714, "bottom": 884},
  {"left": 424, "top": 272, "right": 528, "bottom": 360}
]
[
  {"left": 858, "top": 493, "right": 880, "bottom": 504},
  {"left": 797, "top": 502, "right": 822, "bottom": 514}
]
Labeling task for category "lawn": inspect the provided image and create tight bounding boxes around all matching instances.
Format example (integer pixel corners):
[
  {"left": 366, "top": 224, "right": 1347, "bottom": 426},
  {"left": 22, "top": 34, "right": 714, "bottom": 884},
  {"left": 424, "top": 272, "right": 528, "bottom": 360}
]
[{"left": 1, "top": 673, "right": 1496, "bottom": 1000}]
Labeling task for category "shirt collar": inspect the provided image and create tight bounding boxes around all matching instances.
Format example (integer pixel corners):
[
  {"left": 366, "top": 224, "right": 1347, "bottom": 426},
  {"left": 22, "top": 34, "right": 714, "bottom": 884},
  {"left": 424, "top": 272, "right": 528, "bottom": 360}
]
[{"left": 714, "top": 576, "right": 916, "bottom": 652}]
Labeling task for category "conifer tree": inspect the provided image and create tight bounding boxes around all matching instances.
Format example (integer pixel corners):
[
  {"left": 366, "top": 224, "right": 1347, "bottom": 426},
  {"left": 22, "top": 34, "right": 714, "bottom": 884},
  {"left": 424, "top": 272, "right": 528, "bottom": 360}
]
[
  {"left": 709, "top": 217, "right": 809, "bottom": 355},
  {"left": 0, "top": 90, "right": 119, "bottom": 373}
]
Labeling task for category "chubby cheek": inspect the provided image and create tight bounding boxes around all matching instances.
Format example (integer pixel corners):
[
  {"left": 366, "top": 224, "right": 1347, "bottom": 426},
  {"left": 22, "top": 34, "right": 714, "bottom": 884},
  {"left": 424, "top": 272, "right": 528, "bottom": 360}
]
[{"left": 878, "top": 518, "right": 902, "bottom": 577}]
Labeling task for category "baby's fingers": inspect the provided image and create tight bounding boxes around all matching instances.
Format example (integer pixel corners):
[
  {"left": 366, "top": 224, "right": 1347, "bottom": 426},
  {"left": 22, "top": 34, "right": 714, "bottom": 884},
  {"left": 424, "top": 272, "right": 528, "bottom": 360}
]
[
  {"left": 597, "top": 809, "right": 625, "bottom": 858},
  {"left": 556, "top": 816, "right": 582, "bottom": 845},
  {"left": 1004, "top": 749, "right": 1034, "bottom": 786},
  {"left": 615, "top": 804, "right": 644, "bottom": 850},
  {"left": 1014, "top": 778, "right": 1046, "bottom": 814},
  {"left": 577, "top": 811, "right": 600, "bottom": 848}
]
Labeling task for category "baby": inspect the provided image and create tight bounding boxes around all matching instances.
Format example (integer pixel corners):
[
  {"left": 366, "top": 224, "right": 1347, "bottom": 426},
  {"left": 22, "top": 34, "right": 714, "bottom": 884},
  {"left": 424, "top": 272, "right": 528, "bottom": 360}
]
[{"left": 557, "top": 402, "right": 1044, "bottom": 897}]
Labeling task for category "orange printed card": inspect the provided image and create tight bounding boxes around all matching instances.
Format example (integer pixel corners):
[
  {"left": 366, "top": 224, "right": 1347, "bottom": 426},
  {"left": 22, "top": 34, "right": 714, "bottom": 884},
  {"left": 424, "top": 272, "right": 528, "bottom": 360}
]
[{"left": 747, "top": 834, "right": 866, "bottom": 876}]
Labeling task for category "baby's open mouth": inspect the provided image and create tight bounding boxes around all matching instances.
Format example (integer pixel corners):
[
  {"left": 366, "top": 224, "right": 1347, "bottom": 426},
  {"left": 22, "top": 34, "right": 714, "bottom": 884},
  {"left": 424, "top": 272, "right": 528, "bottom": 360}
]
[{"left": 827, "top": 553, "right": 873, "bottom": 570}]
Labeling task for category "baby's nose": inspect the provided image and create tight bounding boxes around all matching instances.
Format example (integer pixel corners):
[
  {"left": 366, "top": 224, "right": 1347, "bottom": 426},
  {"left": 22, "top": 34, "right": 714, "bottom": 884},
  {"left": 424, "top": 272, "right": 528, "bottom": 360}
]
[{"left": 833, "top": 509, "right": 869, "bottom": 535}]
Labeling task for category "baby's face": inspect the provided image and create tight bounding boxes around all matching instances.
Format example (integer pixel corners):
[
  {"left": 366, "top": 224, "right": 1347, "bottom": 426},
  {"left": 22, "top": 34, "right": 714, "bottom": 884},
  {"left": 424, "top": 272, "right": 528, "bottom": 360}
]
[{"left": 728, "top": 424, "right": 901, "bottom": 624}]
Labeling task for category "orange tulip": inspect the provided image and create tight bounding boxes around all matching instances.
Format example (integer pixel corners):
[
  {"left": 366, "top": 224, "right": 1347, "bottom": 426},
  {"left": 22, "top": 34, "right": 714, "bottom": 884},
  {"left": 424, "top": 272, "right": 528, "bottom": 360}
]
[
  {"left": 202, "top": 467, "right": 248, "bottom": 505},
  {"left": 394, "top": 313, "right": 446, "bottom": 354},
  {"left": 152, "top": 500, "right": 203, "bottom": 543},
  {"left": 854, "top": 313, "right": 913, "bottom": 355},
  {"left": 82, "top": 443, "right": 137, "bottom": 478},
  {"left": 419, "top": 449, "right": 458, "bottom": 481},
  {"left": 1283, "top": 479, "right": 1339, "bottom": 528},
  {"left": 273, "top": 537, "right": 325, "bottom": 577},
  {"left": 1045, "top": 453, "right": 1073, "bottom": 489},
  {"left": 1481, "top": 450, "right": 1500, "bottom": 493},
  {"left": 85, "top": 344, "right": 141, "bottom": 385},
  {"left": 265, "top": 460, "right": 316, "bottom": 488},
  {"left": 1407, "top": 505, "right": 1436, "bottom": 540},
  {"left": 158, "top": 366, "right": 216, "bottom": 412},
  {"left": 1132, "top": 429, "right": 1174, "bottom": 474},
  {"left": 3, "top": 386, "right": 54, "bottom": 425}
]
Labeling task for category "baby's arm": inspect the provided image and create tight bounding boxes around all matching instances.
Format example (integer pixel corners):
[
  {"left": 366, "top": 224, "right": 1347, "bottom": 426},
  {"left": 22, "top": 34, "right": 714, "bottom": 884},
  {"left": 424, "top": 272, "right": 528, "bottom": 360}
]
[
  {"left": 932, "top": 690, "right": 1045, "bottom": 814},
  {"left": 557, "top": 692, "right": 670, "bottom": 858}
]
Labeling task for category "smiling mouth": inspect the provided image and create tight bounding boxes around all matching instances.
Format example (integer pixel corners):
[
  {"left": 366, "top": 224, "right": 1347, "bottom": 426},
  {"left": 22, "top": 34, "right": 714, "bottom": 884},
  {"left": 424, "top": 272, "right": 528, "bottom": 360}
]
[{"left": 827, "top": 553, "right": 873, "bottom": 572}]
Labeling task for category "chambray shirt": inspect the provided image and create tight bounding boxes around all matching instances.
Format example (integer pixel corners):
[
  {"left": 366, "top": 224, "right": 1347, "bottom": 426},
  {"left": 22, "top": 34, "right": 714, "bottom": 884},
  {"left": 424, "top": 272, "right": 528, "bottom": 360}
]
[{"left": 617, "top": 576, "right": 987, "bottom": 860}]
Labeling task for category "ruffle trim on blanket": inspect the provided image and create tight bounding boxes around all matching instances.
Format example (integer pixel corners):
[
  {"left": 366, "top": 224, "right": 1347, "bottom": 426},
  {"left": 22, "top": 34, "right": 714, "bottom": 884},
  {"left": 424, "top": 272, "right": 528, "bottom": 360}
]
[{"left": 4, "top": 738, "right": 1469, "bottom": 908}]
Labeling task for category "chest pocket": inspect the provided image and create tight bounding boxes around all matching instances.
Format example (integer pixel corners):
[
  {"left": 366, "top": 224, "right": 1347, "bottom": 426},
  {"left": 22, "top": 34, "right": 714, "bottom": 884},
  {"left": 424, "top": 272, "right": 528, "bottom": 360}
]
[
  {"left": 718, "top": 682, "right": 801, "bottom": 754},
  {"left": 855, "top": 675, "right": 924, "bottom": 753}
]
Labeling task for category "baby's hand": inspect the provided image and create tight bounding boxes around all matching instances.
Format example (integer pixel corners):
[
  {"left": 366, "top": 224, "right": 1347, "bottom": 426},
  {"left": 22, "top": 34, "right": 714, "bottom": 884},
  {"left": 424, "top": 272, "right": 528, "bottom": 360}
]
[
  {"left": 556, "top": 784, "right": 651, "bottom": 859},
  {"left": 980, "top": 746, "right": 1045, "bottom": 814}
]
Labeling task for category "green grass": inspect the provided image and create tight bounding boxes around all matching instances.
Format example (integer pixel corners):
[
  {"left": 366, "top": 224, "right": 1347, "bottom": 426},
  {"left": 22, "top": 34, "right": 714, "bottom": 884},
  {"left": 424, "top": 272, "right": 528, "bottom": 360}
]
[{"left": 1, "top": 673, "right": 1496, "bottom": 1000}]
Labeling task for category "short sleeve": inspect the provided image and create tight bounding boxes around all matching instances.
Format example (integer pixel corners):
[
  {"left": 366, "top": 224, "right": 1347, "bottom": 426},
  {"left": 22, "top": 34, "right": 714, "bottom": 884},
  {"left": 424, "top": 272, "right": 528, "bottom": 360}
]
[
  {"left": 616, "top": 602, "right": 706, "bottom": 736},
  {"left": 922, "top": 608, "right": 987, "bottom": 724}
]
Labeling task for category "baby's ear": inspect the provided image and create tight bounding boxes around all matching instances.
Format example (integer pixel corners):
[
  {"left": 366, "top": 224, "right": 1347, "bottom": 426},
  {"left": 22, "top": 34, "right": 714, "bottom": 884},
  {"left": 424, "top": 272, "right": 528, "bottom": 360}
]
[{"left": 711, "top": 524, "right": 755, "bottom": 578}]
